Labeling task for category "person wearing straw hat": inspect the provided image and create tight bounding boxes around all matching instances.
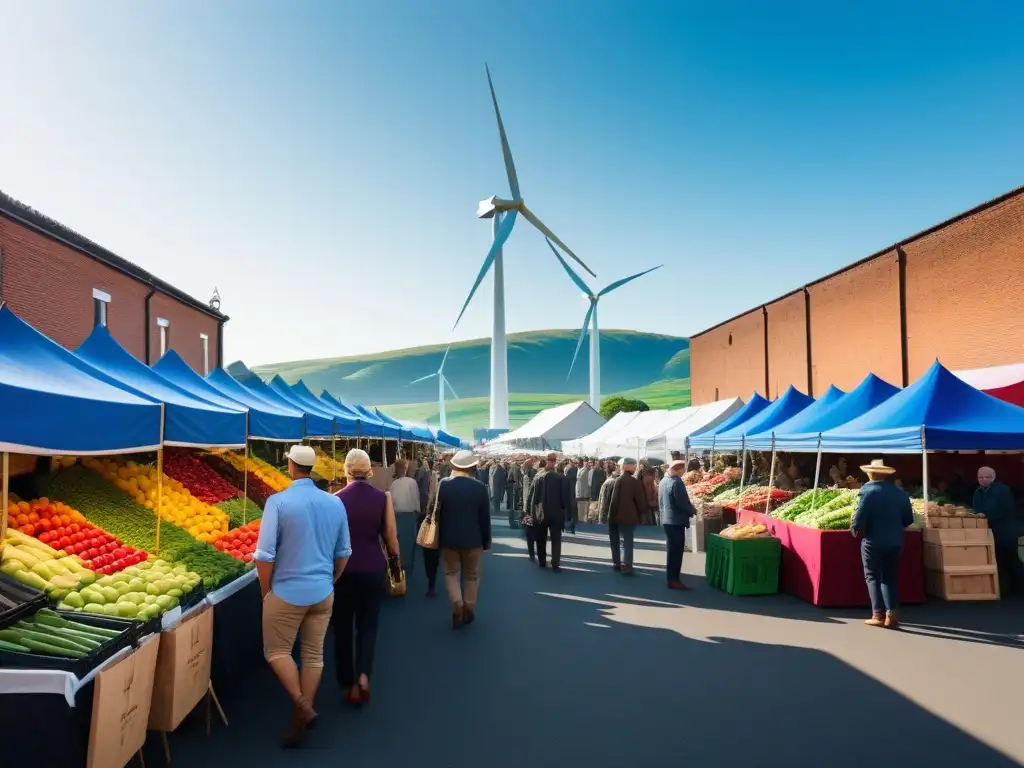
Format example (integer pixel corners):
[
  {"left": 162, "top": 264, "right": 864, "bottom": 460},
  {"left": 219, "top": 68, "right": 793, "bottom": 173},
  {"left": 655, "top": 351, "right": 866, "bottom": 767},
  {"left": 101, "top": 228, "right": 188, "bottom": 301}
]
[{"left": 851, "top": 459, "right": 914, "bottom": 629}]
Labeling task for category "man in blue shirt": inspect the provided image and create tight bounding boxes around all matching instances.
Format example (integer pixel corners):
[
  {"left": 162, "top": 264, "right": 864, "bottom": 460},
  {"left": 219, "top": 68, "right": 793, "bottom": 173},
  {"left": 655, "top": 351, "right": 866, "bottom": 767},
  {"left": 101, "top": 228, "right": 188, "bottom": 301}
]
[
  {"left": 659, "top": 459, "right": 697, "bottom": 590},
  {"left": 973, "top": 467, "right": 1024, "bottom": 596},
  {"left": 255, "top": 444, "right": 351, "bottom": 747}
]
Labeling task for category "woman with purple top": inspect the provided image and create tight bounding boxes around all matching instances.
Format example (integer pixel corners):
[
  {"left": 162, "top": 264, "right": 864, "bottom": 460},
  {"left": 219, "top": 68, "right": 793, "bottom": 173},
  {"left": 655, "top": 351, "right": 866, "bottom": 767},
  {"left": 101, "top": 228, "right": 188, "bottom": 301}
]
[{"left": 333, "top": 449, "right": 401, "bottom": 705}]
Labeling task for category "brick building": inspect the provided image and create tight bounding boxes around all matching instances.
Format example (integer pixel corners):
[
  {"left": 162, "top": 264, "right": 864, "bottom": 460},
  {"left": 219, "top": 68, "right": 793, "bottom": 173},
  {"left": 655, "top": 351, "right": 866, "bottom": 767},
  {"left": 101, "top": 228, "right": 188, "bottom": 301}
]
[
  {"left": 689, "top": 185, "right": 1024, "bottom": 404},
  {"left": 0, "top": 192, "right": 227, "bottom": 374}
]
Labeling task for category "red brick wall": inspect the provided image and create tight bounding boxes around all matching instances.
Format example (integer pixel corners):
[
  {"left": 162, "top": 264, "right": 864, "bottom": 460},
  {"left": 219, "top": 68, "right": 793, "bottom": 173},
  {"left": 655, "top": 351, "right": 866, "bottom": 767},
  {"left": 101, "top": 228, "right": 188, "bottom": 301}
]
[
  {"left": 690, "top": 308, "right": 766, "bottom": 404},
  {"left": 808, "top": 254, "right": 903, "bottom": 392},
  {"left": 765, "top": 291, "right": 809, "bottom": 398},
  {"left": 905, "top": 193, "right": 1024, "bottom": 378},
  {"left": 0, "top": 217, "right": 220, "bottom": 373}
]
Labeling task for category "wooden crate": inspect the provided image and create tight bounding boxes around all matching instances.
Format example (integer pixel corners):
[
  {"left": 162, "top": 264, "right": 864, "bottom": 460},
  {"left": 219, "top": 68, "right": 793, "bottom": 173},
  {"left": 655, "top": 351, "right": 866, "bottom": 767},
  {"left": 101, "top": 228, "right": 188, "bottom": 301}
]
[
  {"left": 925, "top": 566, "right": 1000, "bottom": 601},
  {"left": 923, "top": 539, "right": 996, "bottom": 570},
  {"left": 923, "top": 528, "right": 993, "bottom": 544}
]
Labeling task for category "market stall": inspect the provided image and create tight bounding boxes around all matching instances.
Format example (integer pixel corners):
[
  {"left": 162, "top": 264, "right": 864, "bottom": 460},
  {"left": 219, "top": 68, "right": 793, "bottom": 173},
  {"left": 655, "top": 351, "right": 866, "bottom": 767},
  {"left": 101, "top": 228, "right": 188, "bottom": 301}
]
[
  {"left": 561, "top": 410, "right": 642, "bottom": 455},
  {"left": 643, "top": 397, "right": 746, "bottom": 461},
  {"left": 594, "top": 407, "right": 695, "bottom": 460},
  {"left": 485, "top": 401, "right": 606, "bottom": 452},
  {"left": 242, "top": 374, "right": 335, "bottom": 437}
]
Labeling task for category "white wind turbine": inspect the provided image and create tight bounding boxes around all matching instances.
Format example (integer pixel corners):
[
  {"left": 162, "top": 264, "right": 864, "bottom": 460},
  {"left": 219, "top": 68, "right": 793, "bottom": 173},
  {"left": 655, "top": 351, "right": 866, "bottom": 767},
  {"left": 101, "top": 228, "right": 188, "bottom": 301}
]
[
  {"left": 409, "top": 346, "right": 460, "bottom": 432},
  {"left": 452, "top": 64, "right": 596, "bottom": 430},
  {"left": 547, "top": 239, "right": 663, "bottom": 411}
]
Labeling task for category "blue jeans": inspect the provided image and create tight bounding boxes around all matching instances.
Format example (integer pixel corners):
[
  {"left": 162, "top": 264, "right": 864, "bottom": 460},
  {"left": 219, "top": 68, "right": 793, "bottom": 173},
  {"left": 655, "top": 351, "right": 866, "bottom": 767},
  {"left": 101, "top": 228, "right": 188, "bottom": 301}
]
[
  {"left": 663, "top": 524, "right": 687, "bottom": 583},
  {"left": 861, "top": 540, "right": 901, "bottom": 613},
  {"left": 609, "top": 523, "right": 635, "bottom": 567}
]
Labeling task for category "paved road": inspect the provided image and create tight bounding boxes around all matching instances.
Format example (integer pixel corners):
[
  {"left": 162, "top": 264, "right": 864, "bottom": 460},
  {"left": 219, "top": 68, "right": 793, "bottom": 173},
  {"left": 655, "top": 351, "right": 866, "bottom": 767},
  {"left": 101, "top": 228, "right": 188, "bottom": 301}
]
[{"left": 162, "top": 522, "right": 1024, "bottom": 767}]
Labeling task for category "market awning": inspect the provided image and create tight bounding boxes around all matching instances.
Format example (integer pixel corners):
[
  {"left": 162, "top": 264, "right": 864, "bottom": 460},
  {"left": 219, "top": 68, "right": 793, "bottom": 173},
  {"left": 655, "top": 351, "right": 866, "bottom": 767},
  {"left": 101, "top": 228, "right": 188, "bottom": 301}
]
[
  {"left": 561, "top": 411, "right": 642, "bottom": 456},
  {"left": 0, "top": 304, "right": 163, "bottom": 455},
  {"left": 76, "top": 325, "right": 246, "bottom": 448},
  {"left": 203, "top": 368, "right": 305, "bottom": 441},
  {"left": 237, "top": 373, "right": 335, "bottom": 438},
  {"left": 282, "top": 379, "right": 360, "bottom": 437},
  {"left": 319, "top": 392, "right": 399, "bottom": 439},
  {"left": 687, "top": 393, "right": 772, "bottom": 450},
  {"left": 266, "top": 375, "right": 345, "bottom": 437},
  {"left": 743, "top": 385, "right": 845, "bottom": 450}
]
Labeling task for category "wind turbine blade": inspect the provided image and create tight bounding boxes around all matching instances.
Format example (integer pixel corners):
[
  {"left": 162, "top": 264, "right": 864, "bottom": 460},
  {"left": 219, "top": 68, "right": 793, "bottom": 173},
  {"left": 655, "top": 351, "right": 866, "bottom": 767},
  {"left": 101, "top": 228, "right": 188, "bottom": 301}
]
[
  {"left": 545, "top": 238, "right": 591, "bottom": 296},
  {"left": 452, "top": 210, "right": 519, "bottom": 330},
  {"left": 409, "top": 373, "right": 438, "bottom": 385},
  {"left": 598, "top": 265, "right": 664, "bottom": 297},
  {"left": 485, "top": 64, "right": 521, "bottom": 200},
  {"left": 438, "top": 344, "right": 451, "bottom": 373},
  {"left": 520, "top": 205, "right": 596, "bottom": 278},
  {"left": 443, "top": 375, "right": 460, "bottom": 400},
  {"left": 566, "top": 302, "right": 595, "bottom": 383}
]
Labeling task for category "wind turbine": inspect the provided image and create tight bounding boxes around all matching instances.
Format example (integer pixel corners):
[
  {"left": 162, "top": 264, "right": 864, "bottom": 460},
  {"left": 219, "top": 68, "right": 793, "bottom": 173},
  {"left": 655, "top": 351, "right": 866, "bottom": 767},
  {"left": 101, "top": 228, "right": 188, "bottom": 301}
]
[
  {"left": 547, "top": 239, "right": 663, "bottom": 412},
  {"left": 409, "top": 346, "right": 460, "bottom": 432},
  {"left": 453, "top": 64, "right": 596, "bottom": 430}
]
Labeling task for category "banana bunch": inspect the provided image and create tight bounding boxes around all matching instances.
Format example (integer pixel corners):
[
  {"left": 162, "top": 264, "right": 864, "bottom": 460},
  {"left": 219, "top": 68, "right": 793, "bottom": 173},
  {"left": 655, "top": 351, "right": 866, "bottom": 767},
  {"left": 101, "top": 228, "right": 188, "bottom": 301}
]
[{"left": 721, "top": 522, "right": 769, "bottom": 540}]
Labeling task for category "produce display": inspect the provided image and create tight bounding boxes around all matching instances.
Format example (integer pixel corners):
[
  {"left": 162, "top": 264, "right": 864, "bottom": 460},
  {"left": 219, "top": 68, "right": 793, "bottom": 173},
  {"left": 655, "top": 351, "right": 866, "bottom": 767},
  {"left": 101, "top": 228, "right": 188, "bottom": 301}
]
[
  {"left": 772, "top": 489, "right": 848, "bottom": 521},
  {"left": 214, "top": 450, "right": 290, "bottom": 492},
  {"left": 921, "top": 502, "right": 987, "bottom": 529},
  {"left": 312, "top": 447, "right": 344, "bottom": 482},
  {"left": 201, "top": 453, "right": 273, "bottom": 509},
  {"left": 0, "top": 609, "right": 123, "bottom": 659},
  {"left": 82, "top": 456, "right": 230, "bottom": 543},
  {"left": 687, "top": 473, "right": 731, "bottom": 500},
  {"left": 1, "top": 529, "right": 95, "bottom": 600},
  {"left": 216, "top": 496, "right": 262, "bottom": 529},
  {"left": 735, "top": 486, "right": 795, "bottom": 514},
  {"left": 214, "top": 520, "right": 261, "bottom": 563},
  {"left": 56, "top": 559, "right": 201, "bottom": 621},
  {"left": 788, "top": 489, "right": 859, "bottom": 530},
  {"left": 163, "top": 448, "right": 240, "bottom": 504},
  {"left": 711, "top": 481, "right": 742, "bottom": 502},
  {"left": 682, "top": 470, "right": 703, "bottom": 486},
  {"left": 720, "top": 522, "right": 771, "bottom": 540}
]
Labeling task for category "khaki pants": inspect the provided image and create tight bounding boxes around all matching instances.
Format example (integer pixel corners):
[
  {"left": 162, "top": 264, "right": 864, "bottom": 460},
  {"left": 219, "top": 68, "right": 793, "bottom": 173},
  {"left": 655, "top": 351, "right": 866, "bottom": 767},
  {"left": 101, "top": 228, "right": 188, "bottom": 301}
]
[
  {"left": 442, "top": 547, "right": 483, "bottom": 607},
  {"left": 576, "top": 499, "right": 590, "bottom": 523},
  {"left": 262, "top": 591, "right": 334, "bottom": 668}
]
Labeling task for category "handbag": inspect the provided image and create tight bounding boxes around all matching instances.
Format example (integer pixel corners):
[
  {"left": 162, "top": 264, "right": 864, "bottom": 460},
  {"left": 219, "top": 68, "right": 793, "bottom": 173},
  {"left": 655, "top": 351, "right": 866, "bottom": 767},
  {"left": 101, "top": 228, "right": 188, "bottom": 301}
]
[
  {"left": 416, "top": 478, "right": 445, "bottom": 550},
  {"left": 385, "top": 555, "right": 407, "bottom": 597}
]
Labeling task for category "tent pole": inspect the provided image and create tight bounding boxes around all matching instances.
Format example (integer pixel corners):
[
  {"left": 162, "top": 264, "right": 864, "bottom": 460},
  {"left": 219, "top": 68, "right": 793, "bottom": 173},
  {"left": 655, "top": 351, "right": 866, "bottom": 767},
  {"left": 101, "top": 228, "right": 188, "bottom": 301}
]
[
  {"left": 737, "top": 440, "right": 747, "bottom": 505},
  {"left": 765, "top": 436, "right": 777, "bottom": 514},
  {"left": 332, "top": 437, "right": 337, "bottom": 483},
  {"left": 921, "top": 427, "right": 929, "bottom": 513},
  {"left": 242, "top": 442, "right": 249, "bottom": 526},
  {"left": 810, "top": 436, "right": 823, "bottom": 515},
  {"left": 710, "top": 435, "right": 716, "bottom": 472},
  {"left": 1, "top": 452, "right": 9, "bottom": 553},
  {"left": 155, "top": 403, "right": 165, "bottom": 556}
]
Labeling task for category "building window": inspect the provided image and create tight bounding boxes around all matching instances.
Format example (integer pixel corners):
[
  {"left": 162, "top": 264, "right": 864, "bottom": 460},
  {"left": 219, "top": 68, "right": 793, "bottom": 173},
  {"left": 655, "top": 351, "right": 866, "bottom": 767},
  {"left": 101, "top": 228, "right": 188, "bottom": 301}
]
[
  {"left": 157, "top": 318, "right": 170, "bottom": 356},
  {"left": 92, "top": 289, "right": 111, "bottom": 328},
  {"left": 200, "top": 333, "right": 209, "bottom": 376}
]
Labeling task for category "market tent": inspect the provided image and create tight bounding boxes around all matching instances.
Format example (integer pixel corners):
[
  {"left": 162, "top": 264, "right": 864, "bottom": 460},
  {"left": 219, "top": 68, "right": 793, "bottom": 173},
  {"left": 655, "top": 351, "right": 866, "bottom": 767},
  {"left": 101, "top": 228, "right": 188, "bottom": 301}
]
[
  {"left": 283, "top": 380, "right": 360, "bottom": 437},
  {"left": 266, "top": 375, "right": 343, "bottom": 437},
  {"left": 76, "top": 326, "right": 246, "bottom": 447},
  {"left": 743, "top": 385, "right": 845, "bottom": 450},
  {"left": 561, "top": 411, "right": 642, "bottom": 455},
  {"left": 0, "top": 304, "right": 162, "bottom": 454},
  {"left": 645, "top": 397, "right": 746, "bottom": 458},
  {"left": 154, "top": 351, "right": 302, "bottom": 442},
  {"left": 203, "top": 368, "right": 305, "bottom": 441},
  {"left": 490, "top": 401, "right": 606, "bottom": 451},
  {"left": 599, "top": 408, "right": 697, "bottom": 459},
  {"left": 774, "top": 374, "right": 900, "bottom": 452},
  {"left": 376, "top": 409, "right": 434, "bottom": 442},
  {"left": 820, "top": 360, "right": 1024, "bottom": 453},
  {"left": 690, "top": 388, "right": 811, "bottom": 451},
  {"left": 687, "top": 393, "right": 770, "bottom": 447},
  {"left": 436, "top": 428, "right": 461, "bottom": 447},
  {"left": 239, "top": 374, "right": 335, "bottom": 437},
  {"left": 318, "top": 392, "right": 397, "bottom": 438},
  {"left": 952, "top": 362, "right": 1024, "bottom": 407}
]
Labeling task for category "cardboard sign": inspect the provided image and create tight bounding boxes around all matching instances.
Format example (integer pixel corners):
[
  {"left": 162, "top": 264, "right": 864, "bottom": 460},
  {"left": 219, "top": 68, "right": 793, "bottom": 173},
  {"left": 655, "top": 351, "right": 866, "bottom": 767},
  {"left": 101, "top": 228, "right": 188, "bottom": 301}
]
[
  {"left": 148, "top": 605, "right": 214, "bottom": 732},
  {"left": 87, "top": 634, "right": 161, "bottom": 768}
]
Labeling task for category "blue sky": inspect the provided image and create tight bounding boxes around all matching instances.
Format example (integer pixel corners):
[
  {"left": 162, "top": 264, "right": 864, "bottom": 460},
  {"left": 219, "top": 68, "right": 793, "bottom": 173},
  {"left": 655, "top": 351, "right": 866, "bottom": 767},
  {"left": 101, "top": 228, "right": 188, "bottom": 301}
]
[{"left": 2, "top": 2, "right": 1023, "bottom": 367}]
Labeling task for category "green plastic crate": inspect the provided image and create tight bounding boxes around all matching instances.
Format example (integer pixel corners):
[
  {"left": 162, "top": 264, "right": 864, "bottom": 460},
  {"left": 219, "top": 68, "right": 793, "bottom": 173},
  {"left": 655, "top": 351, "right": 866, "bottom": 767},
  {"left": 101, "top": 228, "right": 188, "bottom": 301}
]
[{"left": 705, "top": 534, "right": 781, "bottom": 595}]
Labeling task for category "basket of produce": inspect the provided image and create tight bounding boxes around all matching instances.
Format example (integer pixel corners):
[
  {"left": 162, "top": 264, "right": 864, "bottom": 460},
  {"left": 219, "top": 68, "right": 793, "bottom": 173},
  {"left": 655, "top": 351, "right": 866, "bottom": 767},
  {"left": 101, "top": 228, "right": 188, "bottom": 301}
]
[
  {"left": 0, "top": 571, "right": 49, "bottom": 631},
  {"left": 0, "top": 608, "right": 139, "bottom": 677}
]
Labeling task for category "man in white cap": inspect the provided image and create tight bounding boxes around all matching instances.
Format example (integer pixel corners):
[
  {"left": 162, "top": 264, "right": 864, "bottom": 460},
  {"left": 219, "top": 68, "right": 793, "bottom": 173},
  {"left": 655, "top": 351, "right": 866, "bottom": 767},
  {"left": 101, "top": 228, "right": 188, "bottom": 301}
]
[
  {"left": 659, "top": 459, "right": 697, "bottom": 589},
  {"left": 254, "top": 444, "right": 352, "bottom": 746}
]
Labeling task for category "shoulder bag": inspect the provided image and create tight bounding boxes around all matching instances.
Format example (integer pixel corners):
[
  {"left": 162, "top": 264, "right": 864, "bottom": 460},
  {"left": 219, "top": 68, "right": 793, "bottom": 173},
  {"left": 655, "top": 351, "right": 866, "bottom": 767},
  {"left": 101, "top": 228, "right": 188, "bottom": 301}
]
[
  {"left": 416, "top": 477, "right": 445, "bottom": 550},
  {"left": 379, "top": 491, "right": 407, "bottom": 597}
]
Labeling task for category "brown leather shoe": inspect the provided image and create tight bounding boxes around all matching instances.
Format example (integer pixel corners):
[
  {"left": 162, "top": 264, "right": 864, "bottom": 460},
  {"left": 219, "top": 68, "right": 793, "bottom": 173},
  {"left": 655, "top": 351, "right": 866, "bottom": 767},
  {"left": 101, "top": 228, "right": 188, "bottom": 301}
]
[
  {"left": 452, "top": 602, "right": 465, "bottom": 629},
  {"left": 281, "top": 699, "right": 316, "bottom": 748},
  {"left": 864, "top": 612, "right": 886, "bottom": 627},
  {"left": 621, "top": 565, "right": 634, "bottom": 575},
  {"left": 462, "top": 603, "right": 476, "bottom": 625},
  {"left": 884, "top": 611, "right": 900, "bottom": 630},
  {"left": 668, "top": 580, "right": 689, "bottom": 590}
]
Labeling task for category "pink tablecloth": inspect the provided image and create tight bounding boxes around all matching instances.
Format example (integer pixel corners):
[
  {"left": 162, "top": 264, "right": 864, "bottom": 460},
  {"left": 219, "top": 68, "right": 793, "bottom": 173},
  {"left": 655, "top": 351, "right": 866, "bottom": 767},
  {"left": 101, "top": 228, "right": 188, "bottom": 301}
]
[{"left": 732, "top": 509, "right": 925, "bottom": 608}]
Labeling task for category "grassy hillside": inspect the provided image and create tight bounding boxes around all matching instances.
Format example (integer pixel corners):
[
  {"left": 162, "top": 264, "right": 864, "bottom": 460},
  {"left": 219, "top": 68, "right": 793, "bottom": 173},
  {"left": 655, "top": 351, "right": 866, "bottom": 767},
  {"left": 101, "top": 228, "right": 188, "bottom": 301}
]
[{"left": 252, "top": 329, "right": 688, "bottom": 405}]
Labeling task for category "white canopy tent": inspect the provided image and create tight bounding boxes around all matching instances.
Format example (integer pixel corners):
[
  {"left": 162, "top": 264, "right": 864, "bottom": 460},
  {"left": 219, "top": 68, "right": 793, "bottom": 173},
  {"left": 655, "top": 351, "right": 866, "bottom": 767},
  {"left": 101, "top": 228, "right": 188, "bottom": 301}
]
[
  {"left": 486, "top": 400, "right": 606, "bottom": 452},
  {"left": 561, "top": 410, "right": 642, "bottom": 455},
  {"left": 644, "top": 397, "right": 746, "bottom": 460},
  {"left": 596, "top": 407, "right": 698, "bottom": 459}
]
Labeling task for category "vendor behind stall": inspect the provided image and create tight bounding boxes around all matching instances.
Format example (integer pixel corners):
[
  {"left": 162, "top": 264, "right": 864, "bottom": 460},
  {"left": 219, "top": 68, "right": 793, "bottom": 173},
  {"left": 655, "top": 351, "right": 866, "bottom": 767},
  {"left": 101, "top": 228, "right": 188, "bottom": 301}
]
[{"left": 973, "top": 467, "right": 1024, "bottom": 596}]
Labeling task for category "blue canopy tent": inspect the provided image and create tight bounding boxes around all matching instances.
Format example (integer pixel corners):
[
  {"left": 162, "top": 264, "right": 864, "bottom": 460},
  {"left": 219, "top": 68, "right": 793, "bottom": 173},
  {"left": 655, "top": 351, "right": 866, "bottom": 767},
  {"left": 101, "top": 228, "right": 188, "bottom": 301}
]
[
  {"left": 743, "top": 385, "right": 845, "bottom": 451},
  {"left": 77, "top": 326, "right": 246, "bottom": 447},
  {"left": 376, "top": 408, "right": 433, "bottom": 442},
  {"left": 686, "top": 393, "right": 772, "bottom": 451},
  {"left": 283, "top": 379, "right": 360, "bottom": 437},
  {"left": 153, "top": 352, "right": 304, "bottom": 442},
  {"left": 244, "top": 375, "right": 334, "bottom": 438},
  {"left": 0, "top": 304, "right": 163, "bottom": 455},
  {"left": 320, "top": 392, "right": 399, "bottom": 439},
  {"left": 773, "top": 374, "right": 900, "bottom": 453},
  {"left": 204, "top": 368, "right": 305, "bottom": 441},
  {"left": 704, "top": 386, "right": 815, "bottom": 453},
  {"left": 436, "top": 428, "right": 461, "bottom": 447}
]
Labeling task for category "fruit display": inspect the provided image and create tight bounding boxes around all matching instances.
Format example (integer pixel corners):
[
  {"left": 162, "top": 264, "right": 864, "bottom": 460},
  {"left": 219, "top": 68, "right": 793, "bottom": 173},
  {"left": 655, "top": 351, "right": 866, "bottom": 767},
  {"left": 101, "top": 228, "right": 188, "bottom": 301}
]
[
  {"left": 713, "top": 484, "right": 744, "bottom": 503},
  {"left": 213, "top": 520, "right": 260, "bottom": 563},
  {"left": 312, "top": 447, "right": 343, "bottom": 481},
  {"left": 1, "top": 529, "right": 96, "bottom": 600},
  {"left": 56, "top": 559, "right": 201, "bottom": 621},
  {"left": 720, "top": 522, "right": 771, "bottom": 540},
  {"left": 163, "top": 448, "right": 240, "bottom": 504},
  {"left": 687, "top": 473, "right": 731, "bottom": 500},
  {"left": 216, "top": 496, "right": 262, "bottom": 529},
  {"left": 81, "top": 456, "right": 230, "bottom": 543},
  {"left": 213, "top": 450, "right": 290, "bottom": 492},
  {"left": 174, "top": 546, "right": 248, "bottom": 591},
  {"left": 735, "top": 486, "right": 795, "bottom": 514},
  {"left": 0, "top": 609, "right": 124, "bottom": 659},
  {"left": 682, "top": 470, "right": 703, "bottom": 486},
  {"left": 201, "top": 453, "right": 273, "bottom": 509}
]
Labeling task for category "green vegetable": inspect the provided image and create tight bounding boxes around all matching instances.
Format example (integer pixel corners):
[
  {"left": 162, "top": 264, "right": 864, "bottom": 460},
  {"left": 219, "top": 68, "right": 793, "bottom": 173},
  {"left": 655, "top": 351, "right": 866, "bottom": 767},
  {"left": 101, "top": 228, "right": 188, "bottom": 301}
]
[
  {"left": 216, "top": 497, "right": 263, "bottom": 529},
  {"left": 16, "top": 636, "right": 86, "bottom": 658},
  {"left": 0, "top": 638, "right": 31, "bottom": 653},
  {"left": 32, "top": 608, "right": 122, "bottom": 639},
  {"left": 8, "top": 625, "right": 94, "bottom": 654}
]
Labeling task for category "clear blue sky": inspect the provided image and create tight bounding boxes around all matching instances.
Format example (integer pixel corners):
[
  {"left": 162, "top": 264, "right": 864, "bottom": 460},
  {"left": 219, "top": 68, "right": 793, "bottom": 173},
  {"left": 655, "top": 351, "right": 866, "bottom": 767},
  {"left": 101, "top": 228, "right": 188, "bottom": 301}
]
[{"left": 2, "top": 2, "right": 1023, "bottom": 367}]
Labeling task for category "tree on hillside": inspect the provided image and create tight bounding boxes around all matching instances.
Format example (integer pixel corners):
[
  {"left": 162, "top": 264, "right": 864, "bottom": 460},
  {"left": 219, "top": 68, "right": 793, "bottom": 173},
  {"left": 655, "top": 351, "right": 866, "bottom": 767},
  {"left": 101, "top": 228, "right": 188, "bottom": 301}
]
[{"left": 600, "top": 396, "right": 649, "bottom": 420}]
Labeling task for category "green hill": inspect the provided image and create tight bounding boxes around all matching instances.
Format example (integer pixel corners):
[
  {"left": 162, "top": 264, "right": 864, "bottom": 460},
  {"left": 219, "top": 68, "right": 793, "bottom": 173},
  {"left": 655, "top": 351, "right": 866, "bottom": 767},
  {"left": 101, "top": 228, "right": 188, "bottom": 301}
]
[{"left": 244, "top": 329, "right": 690, "bottom": 436}]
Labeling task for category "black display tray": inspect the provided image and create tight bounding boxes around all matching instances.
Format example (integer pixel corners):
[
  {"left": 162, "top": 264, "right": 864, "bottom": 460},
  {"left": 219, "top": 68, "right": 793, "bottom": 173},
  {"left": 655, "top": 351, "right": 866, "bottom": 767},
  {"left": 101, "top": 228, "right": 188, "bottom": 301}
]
[
  {"left": 0, "top": 610, "right": 140, "bottom": 678},
  {"left": 0, "top": 572, "right": 48, "bottom": 631}
]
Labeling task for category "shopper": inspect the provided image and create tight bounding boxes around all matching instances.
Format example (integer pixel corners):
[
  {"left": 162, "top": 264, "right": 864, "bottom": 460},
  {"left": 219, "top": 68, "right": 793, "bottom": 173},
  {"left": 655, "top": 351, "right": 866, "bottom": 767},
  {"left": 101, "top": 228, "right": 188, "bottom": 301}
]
[
  {"left": 563, "top": 459, "right": 579, "bottom": 534},
  {"left": 575, "top": 459, "right": 592, "bottom": 533},
  {"left": 523, "top": 459, "right": 545, "bottom": 561},
  {"left": 659, "top": 459, "right": 696, "bottom": 589},
  {"left": 489, "top": 459, "right": 507, "bottom": 517},
  {"left": 414, "top": 457, "right": 431, "bottom": 516},
  {"left": 255, "top": 445, "right": 351, "bottom": 747},
  {"left": 388, "top": 458, "right": 420, "bottom": 574},
  {"left": 641, "top": 466, "right": 659, "bottom": 525},
  {"left": 851, "top": 459, "right": 914, "bottom": 629},
  {"left": 973, "top": 466, "right": 1024, "bottom": 596},
  {"left": 596, "top": 461, "right": 618, "bottom": 524},
  {"left": 527, "top": 455, "right": 569, "bottom": 570},
  {"left": 589, "top": 459, "right": 608, "bottom": 523},
  {"left": 437, "top": 450, "right": 492, "bottom": 628},
  {"left": 608, "top": 457, "right": 648, "bottom": 574},
  {"left": 333, "top": 449, "right": 401, "bottom": 705}
]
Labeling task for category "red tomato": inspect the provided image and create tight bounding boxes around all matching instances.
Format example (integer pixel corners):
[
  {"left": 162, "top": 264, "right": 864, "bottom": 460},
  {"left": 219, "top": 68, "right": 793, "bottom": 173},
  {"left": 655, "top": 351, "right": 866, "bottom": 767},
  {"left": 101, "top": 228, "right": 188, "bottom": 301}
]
[
  {"left": 85, "top": 547, "right": 99, "bottom": 559},
  {"left": 54, "top": 527, "right": 67, "bottom": 538},
  {"left": 59, "top": 536, "right": 72, "bottom": 549},
  {"left": 38, "top": 531, "right": 52, "bottom": 544},
  {"left": 100, "top": 565, "right": 113, "bottom": 575},
  {"left": 242, "top": 553, "right": 253, "bottom": 563},
  {"left": 228, "top": 549, "right": 242, "bottom": 559},
  {"left": 69, "top": 524, "right": 81, "bottom": 534}
]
